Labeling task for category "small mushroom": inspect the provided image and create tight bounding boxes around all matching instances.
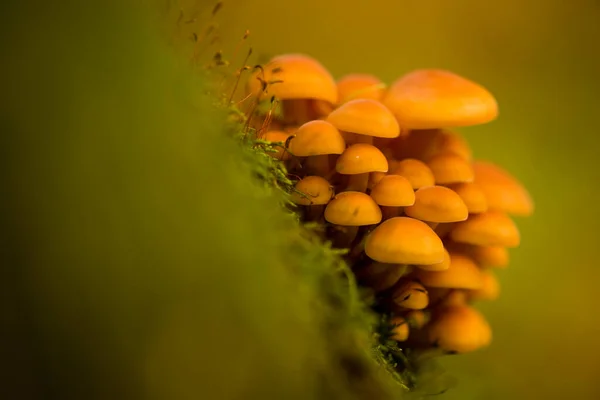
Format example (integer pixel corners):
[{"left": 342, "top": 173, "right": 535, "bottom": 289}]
[
  {"left": 390, "top": 316, "right": 410, "bottom": 342},
  {"left": 428, "top": 153, "right": 474, "bottom": 185},
  {"left": 324, "top": 191, "right": 382, "bottom": 247},
  {"left": 288, "top": 120, "right": 345, "bottom": 177},
  {"left": 467, "top": 270, "right": 500, "bottom": 301},
  {"left": 336, "top": 73, "right": 386, "bottom": 104},
  {"left": 393, "top": 129, "right": 472, "bottom": 162},
  {"left": 391, "top": 280, "right": 429, "bottom": 310},
  {"left": 404, "top": 186, "right": 469, "bottom": 229},
  {"left": 427, "top": 305, "right": 492, "bottom": 353},
  {"left": 388, "top": 158, "right": 435, "bottom": 189},
  {"left": 447, "top": 182, "right": 488, "bottom": 214},
  {"left": 260, "top": 130, "right": 292, "bottom": 161},
  {"left": 445, "top": 241, "right": 509, "bottom": 268},
  {"left": 336, "top": 143, "right": 388, "bottom": 192},
  {"left": 370, "top": 175, "right": 415, "bottom": 219},
  {"left": 450, "top": 211, "right": 520, "bottom": 248},
  {"left": 291, "top": 176, "right": 334, "bottom": 220},
  {"left": 413, "top": 252, "right": 483, "bottom": 290}
]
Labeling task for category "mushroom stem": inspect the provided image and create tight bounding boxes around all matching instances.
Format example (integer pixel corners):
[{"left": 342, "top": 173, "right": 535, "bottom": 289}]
[
  {"left": 332, "top": 225, "right": 359, "bottom": 248},
  {"left": 304, "top": 155, "right": 330, "bottom": 177},
  {"left": 381, "top": 206, "right": 403, "bottom": 220},
  {"left": 306, "top": 205, "right": 325, "bottom": 221},
  {"left": 425, "top": 221, "right": 439, "bottom": 230},
  {"left": 434, "top": 222, "right": 455, "bottom": 238},
  {"left": 346, "top": 173, "right": 369, "bottom": 192},
  {"left": 282, "top": 99, "right": 313, "bottom": 125}
]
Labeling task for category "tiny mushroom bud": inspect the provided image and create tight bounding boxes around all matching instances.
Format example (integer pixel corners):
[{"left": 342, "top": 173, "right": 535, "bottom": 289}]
[
  {"left": 451, "top": 211, "right": 520, "bottom": 248},
  {"left": 427, "top": 305, "right": 492, "bottom": 353},
  {"left": 383, "top": 69, "right": 498, "bottom": 129}
]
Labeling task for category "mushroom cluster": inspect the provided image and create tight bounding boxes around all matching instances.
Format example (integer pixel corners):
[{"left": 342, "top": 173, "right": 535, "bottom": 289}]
[{"left": 246, "top": 54, "right": 533, "bottom": 355}]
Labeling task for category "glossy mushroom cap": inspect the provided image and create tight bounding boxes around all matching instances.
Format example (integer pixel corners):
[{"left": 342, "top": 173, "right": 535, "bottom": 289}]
[
  {"left": 451, "top": 211, "right": 520, "bottom": 247},
  {"left": 336, "top": 143, "right": 389, "bottom": 174},
  {"left": 388, "top": 158, "right": 435, "bottom": 189},
  {"left": 428, "top": 153, "right": 474, "bottom": 185},
  {"left": 291, "top": 176, "right": 334, "bottom": 206},
  {"left": 383, "top": 69, "right": 498, "bottom": 129},
  {"left": 324, "top": 191, "right": 382, "bottom": 226},
  {"left": 427, "top": 305, "right": 492, "bottom": 353},
  {"left": 413, "top": 252, "right": 483, "bottom": 290},
  {"left": 336, "top": 73, "right": 386, "bottom": 103},
  {"left": 370, "top": 175, "right": 415, "bottom": 207},
  {"left": 447, "top": 182, "right": 488, "bottom": 214},
  {"left": 418, "top": 247, "right": 451, "bottom": 272},
  {"left": 327, "top": 99, "right": 400, "bottom": 138},
  {"left": 246, "top": 54, "right": 337, "bottom": 103},
  {"left": 473, "top": 161, "right": 534, "bottom": 216},
  {"left": 289, "top": 120, "right": 345, "bottom": 156},
  {"left": 365, "top": 217, "right": 445, "bottom": 265},
  {"left": 392, "top": 280, "right": 429, "bottom": 309},
  {"left": 405, "top": 186, "right": 469, "bottom": 223}
]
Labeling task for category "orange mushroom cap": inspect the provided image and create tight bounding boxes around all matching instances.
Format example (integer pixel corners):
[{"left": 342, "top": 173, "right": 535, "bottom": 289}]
[
  {"left": 394, "top": 129, "right": 472, "bottom": 162},
  {"left": 428, "top": 153, "right": 474, "bottom": 185},
  {"left": 365, "top": 217, "right": 445, "bottom": 265},
  {"left": 392, "top": 280, "right": 429, "bottom": 310},
  {"left": 246, "top": 54, "right": 337, "bottom": 104},
  {"left": 370, "top": 175, "right": 415, "bottom": 207},
  {"left": 388, "top": 158, "right": 435, "bottom": 189},
  {"left": 324, "top": 191, "right": 382, "bottom": 226},
  {"left": 383, "top": 69, "right": 498, "bottom": 129},
  {"left": 413, "top": 252, "right": 483, "bottom": 290},
  {"left": 327, "top": 99, "right": 400, "bottom": 138},
  {"left": 417, "top": 246, "right": 450, "bottom": 272},
  {"left": 288, "top": 120, "right": 345, "bottom": 156},
  {"left": 405, "top": 186, "right": 469, "bottom": 223},
  {"left": 336, "top": 73, "right": 386, "bottom": 104},
  {"left": 447, "top": 182, "right": 488, "bottom": 214},
  {"left": 473, "top": 161, "right": 534, "bottom": 216},
  {"left": 445, "top": 241, "right": 509, "bottom": 268},
  {"left": 427, "top": 305, "right": 492, "bottom": 353},
  {"left": 336, "top": 143, "right": 388, "bottom": 174},
  {"left": 468, "top": 270, "right": 500, "bottom": 301},
  {"left": 450, "top": 211, "right": 520, "bottom": 247},
  {"left": 291, "top": 176, "right": 334, "bottom": 206}
]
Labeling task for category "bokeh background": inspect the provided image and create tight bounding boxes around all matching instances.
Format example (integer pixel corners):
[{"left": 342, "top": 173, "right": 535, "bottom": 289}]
[{"left": 208, "top": 0, "right": 600, "bottom": 398}]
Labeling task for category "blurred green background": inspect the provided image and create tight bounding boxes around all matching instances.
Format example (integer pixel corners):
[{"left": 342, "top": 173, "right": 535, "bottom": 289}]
[{"left": 206, "top": 0, "right": 600, "bottom": 398}]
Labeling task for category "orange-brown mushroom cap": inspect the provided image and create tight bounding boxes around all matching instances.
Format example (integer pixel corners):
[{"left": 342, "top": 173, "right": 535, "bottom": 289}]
[
  {"left": 383, "top": 69, "right": 498, "bottom": 129},
  {"left": 365, "top": 217, "right": 445, "bottom": 265},
  {"left": 246, "top": 54, "right": 337, "bottom": 104},
  {"left": 327, "top": 99, "right": 400, "bottom": 138},
  {"left": 427, "top": 305, "right": 492, "bottom": 353},
  {"left": 428, "top": 153, "right": 474, "bottom": 185},
  {"left": 388, "top": 158, "right": 435, "bottom": 189},
  {"left": 468, "top": 270, "right": 500, "bottom": 301},
  {"left": 450, "top": 211, "right": 520, "bottom": 247},
  {"left": 324, "top": 191, "right": 382, "bottom": 226},
  {"left": 413, "top": 252, "right": 483, "bottom": 290},
  {"left": 336, "top": 143, "right": 388, "bottom": 174},
  {"left": 405, "top": 186, "right": 469, "bottom": 223},
  {"left": 288, "top": 120, "right": 345, "bottom": 156},
  {"left": 473, "top": 161, "right": 534, "bottom": 216},
  {"left": 370, "top": 175, "right": 415, "bottom": 207},
  {"left": 447, "top": 182, "right": 488, "bottom": 214},
  {"left": 336, "top": 73, "right": 386, "bottom": 103},
  {"left": 445, "top": 242, "right": 509, "bottom": 268},
  {"left": 291, "top": 176, "right": 334, "bottom": 206}
]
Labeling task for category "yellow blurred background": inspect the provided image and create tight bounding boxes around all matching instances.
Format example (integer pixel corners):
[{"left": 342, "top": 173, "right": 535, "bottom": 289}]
[{"left": 204, "top": 0, "right": 600, "bottom": 398}]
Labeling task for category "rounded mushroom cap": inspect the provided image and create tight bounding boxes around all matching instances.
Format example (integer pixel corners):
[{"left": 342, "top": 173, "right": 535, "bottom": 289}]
[
  {"left": 394, "top": 129, "right": 472, "bottom": 162},
  {"left": 428, "top": 153, "right": 474, "bottom": 185},
  {"left": 445, "top": 242, "right": 509, "bottom": 268},
  {"left": 417, "top": 246, "right": 450, "bottom": 272},
  {"left": 261, "top": 130, "right": 292, "bottom": 160},
  {"left": 336, "top": 73, "right": 386, "bottom": 103},
  {"left": 388, "top": 158, "right": 435, "bottom": 189},
  {"left": 392, "top": 280, "right": 429, "bottom": 310},
  {"left": 390, "top": 316, "right": 410, "bottom": 341},
  {"left": 246, "top": 54, "right": 337, "bottom": 104},
  {"left": 327, "top": 99, "right": 400, "bottom": 138},
  {"left": 405, "top": 186, "right": 469, "bottom": 223},
  {"left": 289, "top": 120, "right": 345, "bottom": 156},
  {"left": 291, "top": 176, "right": 334, "bottom": 206},
  {"left": 450, "top": 211, "right": 520, "bottom": 248},
  {"left": 468, "top": 270, "right": 500, "bottom": 301},
  {"left": 365, "top": 217, "right": 445, "bottom": 265},
  {"left": 473, "top": 161, "right": 534, "bottom": 216},
  {"left": 336, "top": 143, "right": 389, "bottom": 174},
  {"left": 383, "top": 69, "right": 498, "bottom": 129},
  {"left": 370, "top": 175, "right": 415, "bottom": 207},
  {"left": 447, "top": 182, "right": 488, "bottom": 214},
  {"left": 413, "top": 252, "right": 483, "bottom": 290},
  {"left": 324, "top": 191, "right": 382, "bottom": 226},
  {"left": 427, "top": 305, "right": 492, "bottom": 353}
]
